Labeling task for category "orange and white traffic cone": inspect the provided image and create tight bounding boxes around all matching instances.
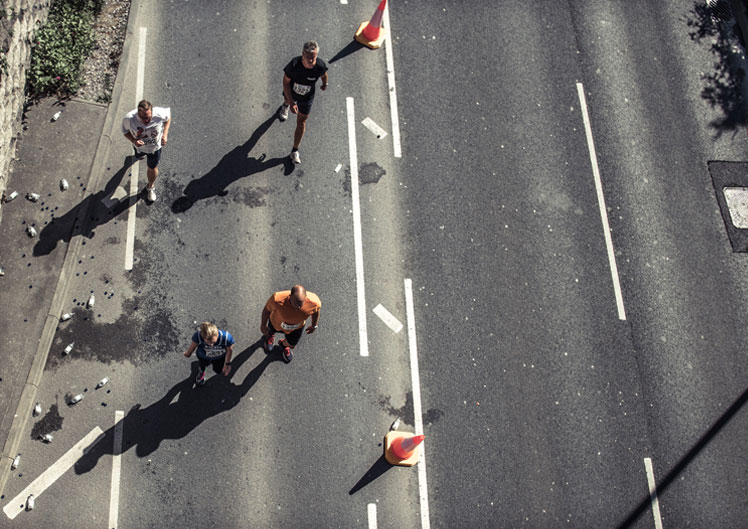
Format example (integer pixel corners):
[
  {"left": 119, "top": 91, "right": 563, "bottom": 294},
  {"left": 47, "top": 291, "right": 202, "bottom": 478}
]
[
  {"left": 384, "top": 431, "right": 425, "bottom": 466},
  {"left": 355, "top": 0, "right": 387, "bottom": 49}
]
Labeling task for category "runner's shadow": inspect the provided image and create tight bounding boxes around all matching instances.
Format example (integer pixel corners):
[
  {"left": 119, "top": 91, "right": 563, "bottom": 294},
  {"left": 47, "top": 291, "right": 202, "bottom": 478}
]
[
  {"left": 33, "top": 156, "right": 141, "bottom": 256},
  {"left": 171, "top": 112, "right": 293, "bottom": 214},
  {"left": 74, "top": 339, "right": 276, "bottom": 474}
]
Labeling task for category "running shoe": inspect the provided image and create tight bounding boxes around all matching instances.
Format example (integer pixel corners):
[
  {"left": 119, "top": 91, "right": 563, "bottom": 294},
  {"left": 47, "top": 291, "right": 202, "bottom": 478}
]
[
  {"left": 282, "top": 346, "right": 293, "bottom": 364},
  {"left": 263, "top": 334, "right": 274, "bottom": 353},
  {"left": 290, "top": 150, "right": 301, "bottom": 165},
  {"left": 146, "top": 186, "right": 156, "bottom": 203},
  {"left": 279, "top": 104, "right": 289, "bottom": 122},
  {"left": 195, "top": 368, "right": 206, "bottom": 386}
]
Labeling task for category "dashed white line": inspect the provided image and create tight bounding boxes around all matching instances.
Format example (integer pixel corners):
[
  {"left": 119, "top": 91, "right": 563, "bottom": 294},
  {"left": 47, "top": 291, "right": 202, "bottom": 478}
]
[
  {"left": 373, "top": 303, "right": 403, "bottom": 333},
  {"left": 125, "top": 27, "right": 147, "bottom": 271},
  {"left": 404, "top": 278, "right": 430, "bottom": 529},
  {"left": 108, "top": 410, "right": 124, "bottom": 529},
  {"left": 644, "top": 457, "right": 664, "bottom": 529},
  {"left": 368, "top": 502, "right": 377, "bottom": 528},
  {"left": 383, "top": 1, "right": 402, "bottom": 157},
  {"left": 3, "top": 427, "right": 105, "bottom": 520},
  {"left": 576, "top": 82, "right": 626, "bottom": 321},
  {"left": 347, "top": 97, "right": 369, "bottom": 357}
]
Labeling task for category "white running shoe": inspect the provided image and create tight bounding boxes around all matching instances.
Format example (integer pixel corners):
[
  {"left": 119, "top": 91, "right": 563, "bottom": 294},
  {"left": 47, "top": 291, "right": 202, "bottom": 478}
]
[
  {"left": 279, "top": 104, "right": 289, "bottom": 122},
  {"left": 290, "top": 150, "right": 301, "bottom": 165},
  {"left": 146, "top": 186, "right": 156, "bottom": 202}
]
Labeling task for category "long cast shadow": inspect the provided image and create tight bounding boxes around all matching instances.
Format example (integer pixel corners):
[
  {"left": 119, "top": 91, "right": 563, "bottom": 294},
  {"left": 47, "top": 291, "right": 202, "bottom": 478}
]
[
  {"left": 34, "top": 156, "right": 140, "bottom": 256},
  {"left": 349, "top": 454, "right": 394, "bottom": 495},
  {"left": 616, "top": 385, "right": 748, "bottom": 528},
  {"left": 171, "top": 112, "right": 293, "bottom": 214},
  {"left": 329, "top": 39, "right": 366, "bottom": 63},
  {"left": 75, "top": 340, "right": 277, "bottom": 474}
]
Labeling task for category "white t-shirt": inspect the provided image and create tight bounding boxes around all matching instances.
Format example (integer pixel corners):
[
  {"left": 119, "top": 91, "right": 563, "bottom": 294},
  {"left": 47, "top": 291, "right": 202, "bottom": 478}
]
[{"left": 121, "top": 107, "right": 171, "bottom": 154}]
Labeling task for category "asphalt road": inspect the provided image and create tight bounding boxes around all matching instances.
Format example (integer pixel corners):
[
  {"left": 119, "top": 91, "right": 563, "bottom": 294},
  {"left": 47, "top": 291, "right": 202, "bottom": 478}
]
[{"left": 3, "top": 1, "right": 748, "bottom": 528}]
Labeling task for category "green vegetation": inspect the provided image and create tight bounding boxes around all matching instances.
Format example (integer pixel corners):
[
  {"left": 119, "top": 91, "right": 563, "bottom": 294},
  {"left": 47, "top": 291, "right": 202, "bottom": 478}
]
[{"left": 27, "top": 0, "right": 103, "bottom": 97}]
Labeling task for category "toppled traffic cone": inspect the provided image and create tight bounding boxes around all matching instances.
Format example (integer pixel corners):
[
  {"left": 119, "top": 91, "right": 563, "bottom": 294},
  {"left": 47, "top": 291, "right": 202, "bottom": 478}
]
[
  {"left": 384, "top": 431, "right": 424, "bottom": 466},
  {"left": 355, "top": 0, "right": 387, "bottom": 49}
]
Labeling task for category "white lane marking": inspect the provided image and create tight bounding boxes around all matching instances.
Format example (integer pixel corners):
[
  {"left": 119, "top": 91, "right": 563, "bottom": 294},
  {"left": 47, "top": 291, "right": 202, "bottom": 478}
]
[
  {"left": 367, "top": 503, "right": 377, "bottom": 528},
  {"left": 575, "top": 82, "right": 626, "bottom": 321},
  {"left": 404, "top": 278, "right": 430, "bottom": 529},
  {"left": 644, "top": 457, "right": 664, "bottom": 529},
  {"left": 361, "top": 117, "right": 388, "bottom": 139},
  {"left": 340, "top": 0, "right": 348, "bottom": 3},
  {"left": 382, "top": 1, "right": 402, "bottom": 157},
  {"left": 3, "top": 427, "right": 105, "bottom": 519},
  {"left": 373, "top": 303, "right": 403, "bottom": 333},
  {"left": 108, "top": 410, "right": 124, "bottom": 529},
  {"left": 347, "top": 97, "right": 369, "bottom": 357},
  {"left": 125, "top": 27, "right": 147, "bottom": 271}
]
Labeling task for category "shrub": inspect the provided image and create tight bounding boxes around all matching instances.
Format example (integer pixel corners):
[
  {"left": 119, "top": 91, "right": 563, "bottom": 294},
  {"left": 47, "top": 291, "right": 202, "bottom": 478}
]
[{"left": 27, "top": 0, "right": 103, "bottom": 97}]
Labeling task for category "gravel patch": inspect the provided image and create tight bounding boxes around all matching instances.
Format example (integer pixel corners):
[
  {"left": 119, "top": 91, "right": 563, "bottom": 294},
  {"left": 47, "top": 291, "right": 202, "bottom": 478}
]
[{"left": 76, "top": 0, "right": 131, "bottom": 103}]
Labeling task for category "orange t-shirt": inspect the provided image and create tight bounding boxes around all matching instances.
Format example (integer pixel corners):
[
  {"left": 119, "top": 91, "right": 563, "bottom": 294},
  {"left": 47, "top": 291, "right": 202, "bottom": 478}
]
[{"left": 266, "top": 290, "right": 321, "bottom": 334}]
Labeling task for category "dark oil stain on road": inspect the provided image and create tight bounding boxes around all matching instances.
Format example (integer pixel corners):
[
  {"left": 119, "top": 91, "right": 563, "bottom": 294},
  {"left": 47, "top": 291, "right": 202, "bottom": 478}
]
[
  {"left": 30, "top": 402, "right": 63, "bottom": 440},
  {"left": 46, "top": 298, "right": 179, "bottom": 369},
  {"left": 379, "top": 392, "right": 444, "bottom": 427},
  {"left": 359, "top": 162, "right": 386, "bottom": 185}
]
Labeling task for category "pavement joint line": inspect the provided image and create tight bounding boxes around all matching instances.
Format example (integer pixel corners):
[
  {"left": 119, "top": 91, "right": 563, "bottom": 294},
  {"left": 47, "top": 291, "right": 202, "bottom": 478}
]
[
  {"left": 346, "top": 97, "right": 369, "bottom": 357},
  {"left": 3, "top": 426, "right": 105, "bottom": 520},
  {"left": 644, "top": 457, "right": 664, "bottom": 529},
  {"left": 108, "top": 410, "right": 124, "bottom": 529},
  {"left": 0, "top": 0, "right": 142, "bottom": 498},
  {"left": 372, "top": 303, "right": 403, "bottom": 333},
  {"left": 404, "top": 278, "right": 430, "bottom": 529},
  {"left": 367, "top": 502, "right": 377, "bottom": 528},
  {"left": 125, "top": 26, "right": 147, "bottom": 271},
  {"left": 383, "top": 1, "right": 402, "bottom": 158},
  {"left": 575, "top": 82, "right": 626, "bottom": 321}
]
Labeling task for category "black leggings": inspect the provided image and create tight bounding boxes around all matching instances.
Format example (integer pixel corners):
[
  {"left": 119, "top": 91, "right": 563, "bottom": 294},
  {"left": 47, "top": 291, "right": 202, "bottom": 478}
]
[{"left": 198, "top": 356, "right": 225, "bottom": 373}]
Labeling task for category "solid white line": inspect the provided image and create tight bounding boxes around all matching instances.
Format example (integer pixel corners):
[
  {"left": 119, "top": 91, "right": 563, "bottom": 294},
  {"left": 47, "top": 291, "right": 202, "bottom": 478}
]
[
  {"left": 367, "top": 503, "right": 377, "bottom": 529},
  {"left": 404, "top": 278, "right": 430, "bottom": 529},
  {"left": 108, "top": 410, "right": 124, "bottom": 529},
  {"left": 576, "top": 82, "right": 626, "bottom": 321},
  {"left": 347, "top": 97, "right": 369, "bottom": 357},
  {"left": 125, "top": 27, "right": 147, "bottom": 271},
  {"left": 644, "top": 457, "right": 664, "bottom": 529},
  {"left": 373, "top": 303, "right": 403, "bottom": 333},
  {"left": 3, "top": 427, "right": 105, "bottom": 519},
  {"left": 383, "top": 2, "right": 402, "bottom": 158}
]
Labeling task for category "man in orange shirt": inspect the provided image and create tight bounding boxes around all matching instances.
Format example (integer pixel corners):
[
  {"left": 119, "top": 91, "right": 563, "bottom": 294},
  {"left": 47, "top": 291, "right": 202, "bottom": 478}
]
[{"left": 261, "top": 285, "right": 321, "bottom": 363}]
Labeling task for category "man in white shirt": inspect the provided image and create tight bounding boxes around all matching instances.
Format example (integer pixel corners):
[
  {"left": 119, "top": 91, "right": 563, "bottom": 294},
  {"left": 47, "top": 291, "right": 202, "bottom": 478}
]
[{"left": 122, "top": 100, "right": 171, "bottom": 202}]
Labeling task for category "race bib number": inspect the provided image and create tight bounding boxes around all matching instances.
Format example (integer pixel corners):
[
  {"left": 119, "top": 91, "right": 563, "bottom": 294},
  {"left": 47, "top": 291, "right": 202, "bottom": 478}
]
[
  {"left": 203, "top": 345, "right": 225, "bottom": 358},
  {"left": 293, "top": 83, "right": 311, "bottom": 96},
  {"left": 281, "top": 321, "right": 303, "bottom": 331}
]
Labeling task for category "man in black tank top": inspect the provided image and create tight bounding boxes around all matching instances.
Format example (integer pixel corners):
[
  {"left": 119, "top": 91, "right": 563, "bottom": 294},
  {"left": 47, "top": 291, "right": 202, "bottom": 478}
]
[{"left": 279, "top": 41, "right": 329, "bottom": 165}]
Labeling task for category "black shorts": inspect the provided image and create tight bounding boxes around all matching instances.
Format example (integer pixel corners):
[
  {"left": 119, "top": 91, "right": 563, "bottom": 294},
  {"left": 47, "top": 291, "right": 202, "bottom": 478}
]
[
  {"left": 268, "top": 321, "right": 303, "bottom": 347},
  {"left": 283, "top": 93, "right": 314, "bottom": 115},
  {"left": 134, "top": 146, "right": 162, "bottom": 169},
  {"left": 197, "top": 355, "right": 226, "bottom": 373}
]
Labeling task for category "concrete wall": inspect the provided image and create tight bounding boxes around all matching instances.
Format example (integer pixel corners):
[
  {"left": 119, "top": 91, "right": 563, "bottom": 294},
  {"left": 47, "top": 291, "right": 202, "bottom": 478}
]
[{"left": 0, "top": 0, "right": 51, "bottom": 219}]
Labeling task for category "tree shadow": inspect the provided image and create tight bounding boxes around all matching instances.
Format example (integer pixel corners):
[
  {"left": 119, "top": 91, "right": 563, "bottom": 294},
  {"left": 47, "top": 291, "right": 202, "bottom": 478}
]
[
  {"left": 615, "top": 385, "right": 748, "bottom": 528},
  {"left": 171, "top": 112, "right": 294, "bottom": 214},
  {"left": 329, "top": 39, "right": 366, "bottom": 64},
  {"left": 33, "top": 156, "right": 140, "bottom": 256},
  {"left": 74, "top": 339, "right": 278, "bottom": 474},
  {"left": 349, "top": 454, "right": 394, "bottom": 495},
  {"left": 686, "top": 1, "right": 748, "bottom": 137}
]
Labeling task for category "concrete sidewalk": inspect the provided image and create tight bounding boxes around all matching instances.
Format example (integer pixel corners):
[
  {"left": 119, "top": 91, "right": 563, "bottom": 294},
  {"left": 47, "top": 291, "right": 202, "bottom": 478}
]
[{"left": 0, "top": 98, "right": 108, "bottom": 496}]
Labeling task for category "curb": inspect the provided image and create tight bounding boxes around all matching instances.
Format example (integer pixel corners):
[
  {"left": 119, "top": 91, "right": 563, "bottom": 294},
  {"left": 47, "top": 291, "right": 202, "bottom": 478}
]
[{"left": 0, "top": 0, "right": 142, "bottom": 498}]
